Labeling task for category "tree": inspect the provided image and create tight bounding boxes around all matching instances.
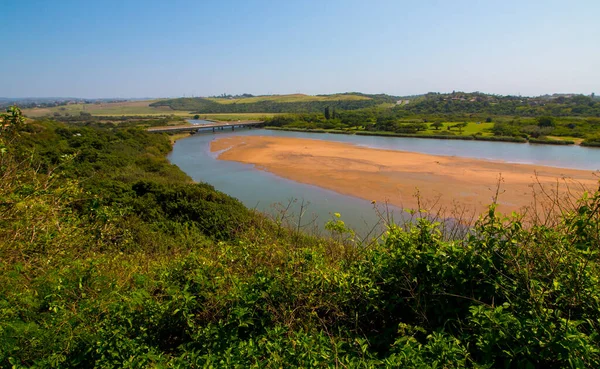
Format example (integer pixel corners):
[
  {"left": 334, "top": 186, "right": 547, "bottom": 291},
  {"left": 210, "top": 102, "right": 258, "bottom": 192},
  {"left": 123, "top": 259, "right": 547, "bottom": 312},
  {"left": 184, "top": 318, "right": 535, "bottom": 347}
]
[
  {"left": 376, "top": 116, "right": 396, "bottom": 131},
  {"left": 455, "top": 122, "right": 468, "bottom": 134},
  {"left": 193, "top": 114, "right": 200, "bottom": 120},
  {"left": 537, "top": 116, "right": 555, "bottom": 127},
  {"left": 413, "top": 123, "right": 428, "bottom": 131},
  {"left": 324, "top": 107, "right": 331, "bottom": 120},
  {"left": 485, "top": 117, "right": 492, "bottom": 123},
  {"left": 431, "top": 121, "right": 443, "bottom": 130}
]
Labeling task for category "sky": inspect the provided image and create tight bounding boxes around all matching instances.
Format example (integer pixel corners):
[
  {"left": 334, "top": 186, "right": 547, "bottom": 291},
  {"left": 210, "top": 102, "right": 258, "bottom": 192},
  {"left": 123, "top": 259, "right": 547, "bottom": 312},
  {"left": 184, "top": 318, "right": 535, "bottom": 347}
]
[{"left": 2, "top": 0, "right": 599, "bottom": 98}]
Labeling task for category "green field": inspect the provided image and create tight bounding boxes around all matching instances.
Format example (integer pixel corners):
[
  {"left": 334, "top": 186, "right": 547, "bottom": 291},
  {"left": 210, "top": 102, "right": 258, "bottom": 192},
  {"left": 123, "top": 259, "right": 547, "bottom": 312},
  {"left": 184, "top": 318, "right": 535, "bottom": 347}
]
[
  {"left": 21, "top": 94, "right": 372, "bottom": 118},
  {"left": 21, "top": 100, "right": 193, "bottom": 117},
  {"left": 194, "top": 113, "right": 280, "bottom": 121},
  {"left": 206, "top": 93, "right": 370, "bottom": 105},
  {"left": 423, "top": 122, "right": 494, "bottom": 136},
  {"left": 21, "top": 100, "right": 281, "bottom": 121}
]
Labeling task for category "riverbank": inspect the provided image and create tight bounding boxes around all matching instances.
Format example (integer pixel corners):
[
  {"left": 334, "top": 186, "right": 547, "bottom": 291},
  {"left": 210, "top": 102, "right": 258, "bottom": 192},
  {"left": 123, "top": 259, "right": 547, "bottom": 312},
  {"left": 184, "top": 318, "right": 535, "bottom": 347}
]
[
  {"left": 211, "top": 135, "right": 599, "bottom": 214},
  {"left": 266, "top": 127, "right": 582, "bottom": 145},
  {"left": 168, "top": 132, "right": 192, "bottom": 145}
]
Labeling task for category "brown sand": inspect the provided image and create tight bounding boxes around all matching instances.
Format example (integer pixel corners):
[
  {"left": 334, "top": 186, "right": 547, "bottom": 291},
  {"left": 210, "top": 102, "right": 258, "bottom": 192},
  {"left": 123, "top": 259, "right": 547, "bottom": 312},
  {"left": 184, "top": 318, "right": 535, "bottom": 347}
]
[{"left": 210, "top": 136, "right": 599, "bottom": 214}]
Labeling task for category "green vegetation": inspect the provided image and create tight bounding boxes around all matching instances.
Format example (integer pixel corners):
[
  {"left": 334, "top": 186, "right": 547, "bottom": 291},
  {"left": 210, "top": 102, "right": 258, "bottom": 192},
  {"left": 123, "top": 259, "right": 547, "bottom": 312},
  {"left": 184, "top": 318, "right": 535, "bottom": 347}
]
[
  {"left": 261, "top": 92, "right": 600, "bottom": 145},
  {"left": 150, "top": 93, "right": 397, "bottom": 114},
  {"left": 21, "top": 93, "right": 600, "bottom": 147},
  {"left": 528, "top": 137, "right": 576, "bottom": 145},
  {"left": 267, "top": 126, "right": 527, "bottom": 143},
  {"left": 404, "top": 92, "right": 600, "bottom": 116},
  {"left": 2, "top": 106, "right": 600, "bottom": 367},
  {"left": 582, "top": 137, "right": 600, "bottom": 147},
  {"left": 423, "top": 122, "right": 494, "bottom": 136},
  {"left": 20, "top": 100, "right": 193, "bottom": 118},
  {"left": 206, "top": 93, "right": 371, "bottom": 104},
  {"left": 192, "top": 113, "right": 280, "bottom": 121}
]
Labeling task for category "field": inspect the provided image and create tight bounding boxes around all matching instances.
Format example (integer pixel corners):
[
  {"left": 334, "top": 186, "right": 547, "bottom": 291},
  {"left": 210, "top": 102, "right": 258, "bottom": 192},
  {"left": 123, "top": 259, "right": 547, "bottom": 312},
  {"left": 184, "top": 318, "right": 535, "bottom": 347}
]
[
  {"left": 21, "top": 95, "right": 364, "bottom": 118},
  {"left": 547, "top": 135, "right": 585, "bottom": 144},
  {"left": 21, "top": 99, "right": 281, "bottom": 122},
  {"left": 21, "top": 99, "right": 194, "bottom": 117},
  {"left": 195, "top": 113, "right": 281, "bottom": 121},
  {"left": 423, "top": 122, "right": 494, "bottom": 136},
  {"left": 206, "top": 93, "right": 370, "bottom": 105}
]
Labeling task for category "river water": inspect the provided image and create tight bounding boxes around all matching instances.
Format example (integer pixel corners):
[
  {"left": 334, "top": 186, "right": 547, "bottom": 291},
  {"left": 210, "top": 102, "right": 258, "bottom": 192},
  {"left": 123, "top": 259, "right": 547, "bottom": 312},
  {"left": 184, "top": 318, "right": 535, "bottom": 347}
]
[{"left": 168, "top": 128, "right": 600, "bottom": 236}]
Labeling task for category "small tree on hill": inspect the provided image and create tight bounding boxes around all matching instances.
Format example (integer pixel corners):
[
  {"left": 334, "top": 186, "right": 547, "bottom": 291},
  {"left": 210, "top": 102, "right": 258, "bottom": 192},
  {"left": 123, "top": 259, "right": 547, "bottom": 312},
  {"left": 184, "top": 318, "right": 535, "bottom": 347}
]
[
  {"left": 324, "top": 107, "right": 331, "bottom": 120},
  {"left": 432, "top": 121, "right": 443, "bottom": 130}
]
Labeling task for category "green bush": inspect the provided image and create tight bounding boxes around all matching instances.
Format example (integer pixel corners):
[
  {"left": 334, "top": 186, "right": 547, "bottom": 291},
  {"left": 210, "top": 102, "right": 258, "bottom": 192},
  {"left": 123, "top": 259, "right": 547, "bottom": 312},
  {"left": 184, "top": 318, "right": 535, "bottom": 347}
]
[{"left": 529, "top": 137, "right": 575, "bottom": 145}]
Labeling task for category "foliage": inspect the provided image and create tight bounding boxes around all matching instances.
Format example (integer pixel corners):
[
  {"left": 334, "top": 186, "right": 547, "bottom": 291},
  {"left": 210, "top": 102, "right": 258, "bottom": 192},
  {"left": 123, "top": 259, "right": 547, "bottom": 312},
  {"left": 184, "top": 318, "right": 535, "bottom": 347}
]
[
  {"left": 263, "top": 101, "right": 600, "bottom": 144},
  {"left": 150, "top": 94, "right": 396, "bottom": 114},
  {"left": 582, "top": 136, "right": 600, "bottom": 147},
  {"left": 1, "top": 107, "right": 600, "bottom": 367},
  {"left": 401, "top": 92, "right": 600, "bottom": 117},
  {"left": 529, "top": 137, "right": 575, "bottom": 145}
]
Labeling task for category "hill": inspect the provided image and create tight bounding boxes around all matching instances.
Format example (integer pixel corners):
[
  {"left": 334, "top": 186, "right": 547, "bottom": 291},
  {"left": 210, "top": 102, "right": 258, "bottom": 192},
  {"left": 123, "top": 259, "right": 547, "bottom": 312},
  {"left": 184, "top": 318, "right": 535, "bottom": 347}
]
[
  {"left": 400, "top": 92, "right": 600, "bottom": 116},
  {"left": 150, "top": 93, "right": 398, "bottom": 114},
  {"left": 206, "top": 93, "right": 371, "bottom": 104},
  {"left": 20, "top": 99, "right": 185, "bottom": 118}
]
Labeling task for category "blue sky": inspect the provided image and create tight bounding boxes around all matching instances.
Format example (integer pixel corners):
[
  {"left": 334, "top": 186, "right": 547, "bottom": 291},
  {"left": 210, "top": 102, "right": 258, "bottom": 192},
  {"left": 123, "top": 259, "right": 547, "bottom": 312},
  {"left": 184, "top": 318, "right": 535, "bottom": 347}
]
[{"left": 2, "top": 0, "right": 599, "bottom": 98}]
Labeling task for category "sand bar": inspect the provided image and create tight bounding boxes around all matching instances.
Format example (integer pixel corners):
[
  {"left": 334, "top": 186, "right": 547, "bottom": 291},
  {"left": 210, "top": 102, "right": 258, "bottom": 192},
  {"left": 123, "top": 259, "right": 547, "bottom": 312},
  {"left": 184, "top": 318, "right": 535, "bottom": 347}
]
[{"left": 210, "top": 136, "right": 599, "bottom": 214}]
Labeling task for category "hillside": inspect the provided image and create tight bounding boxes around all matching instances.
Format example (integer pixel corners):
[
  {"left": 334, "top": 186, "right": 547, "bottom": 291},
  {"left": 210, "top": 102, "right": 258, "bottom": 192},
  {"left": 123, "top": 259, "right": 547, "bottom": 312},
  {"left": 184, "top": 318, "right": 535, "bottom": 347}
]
[
  {"left": 206, "top": 93, "right": 371, "bottom": 104},
  {"left": 262, "top": 91, "right": 600, "bottom": 145},
  {"left": 20, "top": 99, "right": 185, "bottom": 118},
  {"left": 150, "top": 93, "right": 398, "bottom": 114},
  {"left": 400, "top": 92, "right": 600, "bottom": 116},
  {"left": 1, "top": 107, "right": 600, "bottom": 367}
]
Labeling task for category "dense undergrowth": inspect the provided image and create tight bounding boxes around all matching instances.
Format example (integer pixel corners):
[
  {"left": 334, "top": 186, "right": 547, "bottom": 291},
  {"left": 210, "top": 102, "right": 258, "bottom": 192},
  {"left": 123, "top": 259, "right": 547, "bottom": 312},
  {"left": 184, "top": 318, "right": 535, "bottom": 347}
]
[{"left": 1, "top": 107, "right": 600, "bottom": 368}]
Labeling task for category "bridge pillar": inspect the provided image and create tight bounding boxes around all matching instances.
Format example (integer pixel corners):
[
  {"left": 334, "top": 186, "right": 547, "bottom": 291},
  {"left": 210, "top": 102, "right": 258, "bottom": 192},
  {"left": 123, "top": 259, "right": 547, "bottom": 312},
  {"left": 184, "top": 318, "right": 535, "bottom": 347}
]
[
  {"left": 232, "top": 126, "right": 235, "bottom": 131},
  {"left": 212, "top": 127, "right": 215, "bottom": 133}
]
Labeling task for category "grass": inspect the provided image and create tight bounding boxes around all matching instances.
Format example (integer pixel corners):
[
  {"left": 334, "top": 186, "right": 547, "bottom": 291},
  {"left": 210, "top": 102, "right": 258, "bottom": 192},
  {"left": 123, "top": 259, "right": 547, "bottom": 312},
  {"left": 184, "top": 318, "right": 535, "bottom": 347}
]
[
  {"left": 22, "top": 100, "right": 279, "bottom": 122},
  {"left": 206, "top": 93, "right": 371, "bottom": 105},
  {"left": 21, "top": 100, "right": 196, "bottom": 117},
  {"left": 195, "top": 113, "right": 282, "bottom": 121},
  {"left": 547, "top": 135, "right": 584, "bottom": 144},
  {"left": 22, "top": 97, "right": 322, "bottom": 119},
  {"left": 423, "top": 122, "right": 494, "bottom": 136},
  {"left": 168, "top": 132, "right": 193, "bottom": 144}
]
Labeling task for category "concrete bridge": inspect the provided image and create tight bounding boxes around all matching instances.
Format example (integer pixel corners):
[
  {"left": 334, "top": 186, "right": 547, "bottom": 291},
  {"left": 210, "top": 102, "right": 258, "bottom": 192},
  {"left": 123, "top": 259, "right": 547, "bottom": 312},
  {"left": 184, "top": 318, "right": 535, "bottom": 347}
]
[{"left": 147, "top": 120, "right": 266, "bottom": 134}]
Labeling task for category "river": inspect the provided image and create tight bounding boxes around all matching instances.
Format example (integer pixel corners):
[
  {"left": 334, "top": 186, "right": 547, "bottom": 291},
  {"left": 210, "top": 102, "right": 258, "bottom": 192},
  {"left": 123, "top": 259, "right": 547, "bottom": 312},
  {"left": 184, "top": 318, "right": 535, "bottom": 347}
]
[{"left": 168, "top": 128, "right": 600, "bottom": 236}]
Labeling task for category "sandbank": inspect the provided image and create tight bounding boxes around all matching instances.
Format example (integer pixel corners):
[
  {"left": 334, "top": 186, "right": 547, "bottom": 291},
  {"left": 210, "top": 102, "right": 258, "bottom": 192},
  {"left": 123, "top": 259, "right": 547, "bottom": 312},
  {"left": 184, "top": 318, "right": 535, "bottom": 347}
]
[{"left": 210, "top": 136, "right": 599, "bottom": 214}]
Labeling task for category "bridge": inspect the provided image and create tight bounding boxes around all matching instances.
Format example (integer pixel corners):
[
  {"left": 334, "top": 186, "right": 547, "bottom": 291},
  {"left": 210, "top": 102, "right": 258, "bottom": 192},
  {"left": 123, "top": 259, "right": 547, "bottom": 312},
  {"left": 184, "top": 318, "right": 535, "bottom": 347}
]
[{"left": 147, "top": 120, "right": 266, "bottom": 134}]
